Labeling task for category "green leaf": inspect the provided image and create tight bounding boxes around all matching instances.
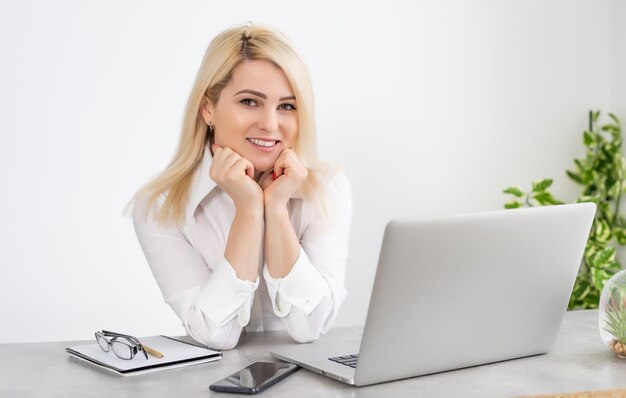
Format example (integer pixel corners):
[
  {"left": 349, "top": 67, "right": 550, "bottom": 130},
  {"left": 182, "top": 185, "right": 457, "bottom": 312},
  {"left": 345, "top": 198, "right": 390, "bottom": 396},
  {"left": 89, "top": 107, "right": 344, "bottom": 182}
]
[
  {"left": 591, "top": 247, "right": 616, "bottom": 268},
  {"left": 602, "top": 124, "right": 619, "bottom": 134},
  {"left": 605, "top": 208, "right": 615, "bottom": 225},
  {"left": 532, "top": 178, "right": 553, "bottom": 192},
  {"left": 533, "top": 191, "right": 564, "bottom": 206},
  {"left": 569, "top": 276, "right": 600, "bottom": 310},
  {"left": 566, "top": 170, "right": 584, "bottom": 184},
  {"left": 584, "top": 130, "right": 596, "bottom": 146},
  {"left": 594, "top": 219, "right": 613, "bottom": 243},
  {"left": 503, "top": 186, "right": 524, "bottom": 198},
  {"left": 614, "top": 228, "right": 626, "bottom": 245},
  {"left": 585, "top": 298, "right": 600, "bottom": 309},
  {"left": 592, "top": 268, "right": 611, "bottom": 291},
  {"left": 578, "top": 195, "right": 601, "bottom": 206},
  {"left": 609, "top": 113, "right": 621, "bottom": 128},
  {"left": 504, "top": 201, "right": 522, "bottom": 209},
  {"left": 571, "top": 279, "right": 591, "bottom": 301},
  {"left": 607, "top": 262, "right": 622, "bottom": 273},
  {"left": 585, "top": 248, "right": 598, "bottom": 266},
  {"left": 609, "top": 182, "right": 622, "bottom": 198},
  {"left": 619, "top": 158, "right": 626, "bottom": 176},
  {"left": 573, "top": 287, "right": 599, "bottom": 310},
  {"left": 593, "top": 110, "right": 601, "bottom": 122},
  {"left": 574, "top": 158, "right": 586, "bottom": 172},
  {"left": 582, "top": 169, "right": 597, "bottom": 185}
]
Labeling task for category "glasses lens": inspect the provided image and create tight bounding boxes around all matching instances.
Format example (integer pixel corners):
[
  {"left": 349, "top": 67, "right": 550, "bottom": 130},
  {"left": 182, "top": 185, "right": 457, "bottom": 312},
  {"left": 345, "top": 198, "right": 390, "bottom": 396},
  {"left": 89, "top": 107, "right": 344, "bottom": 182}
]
[
  {"left": 111, "top": 341, "right": 133, "bottom": 360},
  {"left": 95, "top": 333, "right": 109, "bottom": 352}
]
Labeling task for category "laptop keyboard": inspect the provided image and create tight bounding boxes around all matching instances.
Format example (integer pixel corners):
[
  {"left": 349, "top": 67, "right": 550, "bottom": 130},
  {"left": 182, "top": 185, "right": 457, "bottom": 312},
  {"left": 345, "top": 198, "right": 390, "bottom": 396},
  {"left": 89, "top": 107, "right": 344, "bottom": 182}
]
[{"left": 329, "top": 354, "right": 359, "bottom": 368}]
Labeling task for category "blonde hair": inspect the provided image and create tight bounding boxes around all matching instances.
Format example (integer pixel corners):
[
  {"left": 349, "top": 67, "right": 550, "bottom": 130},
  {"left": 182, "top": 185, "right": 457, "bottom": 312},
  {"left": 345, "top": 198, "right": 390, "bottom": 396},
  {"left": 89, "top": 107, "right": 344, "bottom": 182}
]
[{"left": 127, "top": 24, "right": 333, "bottom": 226}]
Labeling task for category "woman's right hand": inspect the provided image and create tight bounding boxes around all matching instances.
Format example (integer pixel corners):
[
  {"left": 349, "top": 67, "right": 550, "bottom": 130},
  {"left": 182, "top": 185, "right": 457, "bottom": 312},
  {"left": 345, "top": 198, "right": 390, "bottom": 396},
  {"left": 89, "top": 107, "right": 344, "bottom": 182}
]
[{"left": 209, "top": 144, "right": 263, "bottom": 213}]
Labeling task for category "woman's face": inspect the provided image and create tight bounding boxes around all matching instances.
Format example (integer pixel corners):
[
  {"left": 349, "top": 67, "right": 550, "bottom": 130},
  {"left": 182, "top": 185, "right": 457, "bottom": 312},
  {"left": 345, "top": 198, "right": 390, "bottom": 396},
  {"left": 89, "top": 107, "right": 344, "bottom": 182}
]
[{"left": 201, "top": 59, "right": 298, "bottom": 174}]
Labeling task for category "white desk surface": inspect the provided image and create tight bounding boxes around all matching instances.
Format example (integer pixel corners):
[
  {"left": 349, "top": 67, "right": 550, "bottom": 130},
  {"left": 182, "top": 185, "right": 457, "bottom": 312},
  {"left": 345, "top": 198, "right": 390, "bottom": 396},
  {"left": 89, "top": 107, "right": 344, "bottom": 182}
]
[{"left": 2, "top": 310, "right": 626, "bottom": 398}]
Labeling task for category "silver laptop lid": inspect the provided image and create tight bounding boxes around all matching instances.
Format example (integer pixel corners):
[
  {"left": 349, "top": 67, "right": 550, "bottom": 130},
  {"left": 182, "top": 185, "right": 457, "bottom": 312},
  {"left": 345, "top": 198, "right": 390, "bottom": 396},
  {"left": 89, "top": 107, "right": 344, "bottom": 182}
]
[{"left": 354, "top": 203, "right": 595, "bottom": 386}]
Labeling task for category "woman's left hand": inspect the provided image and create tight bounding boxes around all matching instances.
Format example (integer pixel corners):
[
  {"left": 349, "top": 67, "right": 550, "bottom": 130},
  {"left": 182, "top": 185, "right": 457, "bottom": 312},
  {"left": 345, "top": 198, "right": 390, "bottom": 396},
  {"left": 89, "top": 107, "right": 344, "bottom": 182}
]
[{"left": 261, "top": 148, "right": 308, "bottom": 212}]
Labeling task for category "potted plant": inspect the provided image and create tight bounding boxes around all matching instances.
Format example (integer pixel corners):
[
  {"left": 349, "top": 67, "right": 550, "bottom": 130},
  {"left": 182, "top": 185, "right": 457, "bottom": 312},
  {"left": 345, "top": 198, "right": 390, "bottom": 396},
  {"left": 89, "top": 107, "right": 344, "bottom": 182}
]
[
  {"left": 503, "top": 111, "right": 624, "bottom": 310},
  {"left": 600, "top": 271, "right": 626, "bottom": 357}
]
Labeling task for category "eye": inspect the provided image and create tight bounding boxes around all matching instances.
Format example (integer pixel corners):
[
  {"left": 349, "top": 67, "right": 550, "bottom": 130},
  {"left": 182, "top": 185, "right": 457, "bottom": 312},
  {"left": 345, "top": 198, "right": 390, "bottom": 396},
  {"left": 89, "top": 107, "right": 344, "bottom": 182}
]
[
  {"left": 240, "top": 98, "right": 258, "bottom": 107},
  {"left": 279, "top": 103, "right": 296, "bottom": 111}
]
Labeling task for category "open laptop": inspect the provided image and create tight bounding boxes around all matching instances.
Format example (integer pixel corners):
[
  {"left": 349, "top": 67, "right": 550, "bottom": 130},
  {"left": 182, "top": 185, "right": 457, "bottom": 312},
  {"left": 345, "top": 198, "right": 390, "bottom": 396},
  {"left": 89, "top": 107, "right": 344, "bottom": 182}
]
[{"left": 270, "top": 203, "right": 596, "bottom": 386}]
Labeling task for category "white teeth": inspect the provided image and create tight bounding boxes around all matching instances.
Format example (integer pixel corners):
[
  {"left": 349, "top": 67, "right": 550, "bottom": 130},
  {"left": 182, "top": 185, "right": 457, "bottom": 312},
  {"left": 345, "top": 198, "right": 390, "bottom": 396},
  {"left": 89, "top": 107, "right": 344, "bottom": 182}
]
[{"left": 248, "top": 138, "right": 277, "bottom": 147}]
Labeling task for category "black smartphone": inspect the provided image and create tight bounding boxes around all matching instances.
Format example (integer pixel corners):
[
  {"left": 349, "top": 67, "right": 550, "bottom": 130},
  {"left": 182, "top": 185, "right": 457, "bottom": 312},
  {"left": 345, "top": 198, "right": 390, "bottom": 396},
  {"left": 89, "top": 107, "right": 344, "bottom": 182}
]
[{"left": 209, "top": 361, "right": 299, "bottom": 394}]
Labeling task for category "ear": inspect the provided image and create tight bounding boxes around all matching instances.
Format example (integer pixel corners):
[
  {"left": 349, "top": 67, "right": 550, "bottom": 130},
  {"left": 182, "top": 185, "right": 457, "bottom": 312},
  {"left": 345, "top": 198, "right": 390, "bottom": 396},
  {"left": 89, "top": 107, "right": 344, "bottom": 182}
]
[{"left": 200, "top": 95, "right": 214, "bottom": 125}]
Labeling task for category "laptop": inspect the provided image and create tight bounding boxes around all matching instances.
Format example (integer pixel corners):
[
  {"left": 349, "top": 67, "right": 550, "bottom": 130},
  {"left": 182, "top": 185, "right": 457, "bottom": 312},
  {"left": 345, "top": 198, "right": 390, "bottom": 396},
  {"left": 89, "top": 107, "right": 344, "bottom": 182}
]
[{"left": 270, "top": 203, "right": 596, "bottom": 386}]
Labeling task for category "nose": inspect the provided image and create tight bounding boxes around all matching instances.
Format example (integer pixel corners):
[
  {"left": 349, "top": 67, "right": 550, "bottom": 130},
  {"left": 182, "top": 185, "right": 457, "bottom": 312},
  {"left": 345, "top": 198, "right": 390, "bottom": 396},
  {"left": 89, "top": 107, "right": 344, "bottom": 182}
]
[{"left": 259, "top": 108, "right": 279, "bottom": 133}]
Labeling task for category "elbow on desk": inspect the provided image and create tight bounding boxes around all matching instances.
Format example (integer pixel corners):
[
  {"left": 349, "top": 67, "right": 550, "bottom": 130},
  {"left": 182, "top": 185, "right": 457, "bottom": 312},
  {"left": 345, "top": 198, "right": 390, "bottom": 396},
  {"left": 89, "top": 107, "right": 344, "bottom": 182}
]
[
  {"left": 290, "top": 333, "right": 318, "bottom": 344},
  {"left": 185, "top": 322, "right": 242, "bottom": 351},
  {"left": 284, "top": 317, "right": 323, "bottom": 344},
  {"left": 189, "top": 330, "right": 241, "bottom": 351},
  {"left": 282, "top": 297, "right": 337, "bottom": 344}
]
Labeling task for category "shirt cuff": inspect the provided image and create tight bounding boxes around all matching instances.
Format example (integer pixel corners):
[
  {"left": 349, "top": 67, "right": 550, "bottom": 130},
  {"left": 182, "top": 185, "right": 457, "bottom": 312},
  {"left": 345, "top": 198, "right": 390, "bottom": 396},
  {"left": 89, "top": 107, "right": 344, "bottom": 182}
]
[
  {"left": 196, "top": 257, "right": 259, "bottom": 328},
  {"left": 263, "top": 247, "right": 331, "bottom": 318}
]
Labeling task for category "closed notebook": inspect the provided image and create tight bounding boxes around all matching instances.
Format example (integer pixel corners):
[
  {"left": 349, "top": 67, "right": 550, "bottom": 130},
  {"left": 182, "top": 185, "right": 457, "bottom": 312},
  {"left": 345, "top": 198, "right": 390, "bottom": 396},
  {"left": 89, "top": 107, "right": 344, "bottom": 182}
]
[{"left": 65, "top": 335, "right": 221, "bottom": 376}]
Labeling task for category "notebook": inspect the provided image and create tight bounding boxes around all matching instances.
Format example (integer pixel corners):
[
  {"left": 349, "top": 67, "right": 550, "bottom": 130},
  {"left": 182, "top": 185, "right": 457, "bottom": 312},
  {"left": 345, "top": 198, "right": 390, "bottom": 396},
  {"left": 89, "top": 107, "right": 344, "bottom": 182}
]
[{"left": 66, "top": 335, "right": 221, "bottom": 376}]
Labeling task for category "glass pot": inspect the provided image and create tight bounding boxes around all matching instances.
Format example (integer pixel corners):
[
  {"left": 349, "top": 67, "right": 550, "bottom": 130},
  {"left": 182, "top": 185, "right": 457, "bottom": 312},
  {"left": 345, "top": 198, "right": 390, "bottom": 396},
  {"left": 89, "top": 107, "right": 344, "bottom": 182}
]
[{"left": 599, "top": 269, "right": 626, "bottom": 358}]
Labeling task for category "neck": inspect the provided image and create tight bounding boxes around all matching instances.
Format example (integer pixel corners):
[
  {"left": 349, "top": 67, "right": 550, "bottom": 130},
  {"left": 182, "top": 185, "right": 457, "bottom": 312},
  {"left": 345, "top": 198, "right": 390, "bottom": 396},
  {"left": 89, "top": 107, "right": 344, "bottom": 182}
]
[{"left": 254, "top": 169, "right": 269, "bottom": 183}]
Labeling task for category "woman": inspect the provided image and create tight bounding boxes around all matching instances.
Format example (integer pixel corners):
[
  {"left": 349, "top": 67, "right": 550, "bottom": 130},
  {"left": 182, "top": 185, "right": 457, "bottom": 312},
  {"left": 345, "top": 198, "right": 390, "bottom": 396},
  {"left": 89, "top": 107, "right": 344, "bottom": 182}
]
[{"left": 130, "top": 24, "right": 352, "bottom": 350}]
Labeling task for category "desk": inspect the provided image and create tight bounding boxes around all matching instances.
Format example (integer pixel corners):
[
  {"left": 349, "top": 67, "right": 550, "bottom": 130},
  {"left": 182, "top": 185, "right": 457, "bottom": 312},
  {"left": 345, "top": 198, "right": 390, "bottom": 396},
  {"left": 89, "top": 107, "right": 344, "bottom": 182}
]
[{"left": 2, "top": 310, "right": 626, "bottom": 398}]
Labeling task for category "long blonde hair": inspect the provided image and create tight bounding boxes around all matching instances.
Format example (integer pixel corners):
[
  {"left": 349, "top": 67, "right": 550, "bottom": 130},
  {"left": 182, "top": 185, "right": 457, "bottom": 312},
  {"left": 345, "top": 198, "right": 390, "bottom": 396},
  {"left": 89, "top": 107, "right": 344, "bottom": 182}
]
[{"left": 127, "top": 24, "right": 333, "bottom": 226}]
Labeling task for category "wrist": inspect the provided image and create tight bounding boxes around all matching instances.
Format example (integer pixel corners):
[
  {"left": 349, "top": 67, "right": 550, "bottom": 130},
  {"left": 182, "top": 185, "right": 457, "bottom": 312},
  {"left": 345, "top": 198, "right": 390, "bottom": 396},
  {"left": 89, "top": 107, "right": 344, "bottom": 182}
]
[
  {"left": 235, "top": 203, "right": 264, "bottom": 220},
  {"left": 264, "top": 203, "right": 289, "bottom": 220},
  {"left": 264, "top": 194, "right": 288, "bottom": 214}
]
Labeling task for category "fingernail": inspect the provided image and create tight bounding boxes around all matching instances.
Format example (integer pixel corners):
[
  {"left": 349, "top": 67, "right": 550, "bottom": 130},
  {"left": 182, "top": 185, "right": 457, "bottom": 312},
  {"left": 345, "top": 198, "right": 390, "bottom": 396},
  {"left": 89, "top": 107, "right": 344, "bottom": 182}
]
[{"left": 272, "top": 172, "right": 277, "bottom": 180}]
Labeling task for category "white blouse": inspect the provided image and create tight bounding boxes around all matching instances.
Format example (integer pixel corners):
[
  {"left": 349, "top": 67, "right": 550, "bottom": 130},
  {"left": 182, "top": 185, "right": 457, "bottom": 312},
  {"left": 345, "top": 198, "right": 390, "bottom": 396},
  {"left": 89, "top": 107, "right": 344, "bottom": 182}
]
[{"left": 132, "top": 146, "right": 352, "bottom": 350}]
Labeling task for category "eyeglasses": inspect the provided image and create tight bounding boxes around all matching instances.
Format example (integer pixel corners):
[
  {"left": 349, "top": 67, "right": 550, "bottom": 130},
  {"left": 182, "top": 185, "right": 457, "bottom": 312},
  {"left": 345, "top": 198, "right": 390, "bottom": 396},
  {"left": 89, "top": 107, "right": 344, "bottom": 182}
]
[{"left": 95, "top": 330, "right": 148, "bottom": 360}]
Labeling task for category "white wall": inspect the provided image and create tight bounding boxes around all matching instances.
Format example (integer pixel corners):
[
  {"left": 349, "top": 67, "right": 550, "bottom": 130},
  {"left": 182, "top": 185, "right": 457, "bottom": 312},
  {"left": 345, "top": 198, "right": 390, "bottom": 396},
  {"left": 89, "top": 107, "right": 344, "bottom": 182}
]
[
  {"left": 0, "top": 0, "right": 617, "bottom": 343},
  {"left": 611, "top": 0, "right": 626, "bottom": 120}
]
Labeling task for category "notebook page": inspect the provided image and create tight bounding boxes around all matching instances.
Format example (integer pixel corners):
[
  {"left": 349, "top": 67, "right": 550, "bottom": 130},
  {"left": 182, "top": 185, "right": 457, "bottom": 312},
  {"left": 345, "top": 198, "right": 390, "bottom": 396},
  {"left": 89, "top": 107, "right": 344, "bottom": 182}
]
[{"left": 66, "top": 335, "right": 220, "bottom": 372}]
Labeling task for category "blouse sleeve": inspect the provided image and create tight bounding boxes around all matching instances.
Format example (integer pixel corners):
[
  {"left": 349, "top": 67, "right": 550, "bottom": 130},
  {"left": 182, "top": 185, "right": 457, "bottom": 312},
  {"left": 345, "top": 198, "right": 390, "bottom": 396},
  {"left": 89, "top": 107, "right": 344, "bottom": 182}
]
[
  {"left": 262, "top": 171, "right": 352, "bottom": 342},
  {"left": 132, "top": 194, "right": 259, "bottom": 350}
]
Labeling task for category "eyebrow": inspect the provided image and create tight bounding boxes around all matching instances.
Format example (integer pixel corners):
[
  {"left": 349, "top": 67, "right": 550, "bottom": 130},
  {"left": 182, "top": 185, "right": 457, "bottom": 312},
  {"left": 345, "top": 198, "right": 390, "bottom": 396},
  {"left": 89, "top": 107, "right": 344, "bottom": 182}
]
[{"left": 234, "top": 89, "right": 296, "bottom": 101}]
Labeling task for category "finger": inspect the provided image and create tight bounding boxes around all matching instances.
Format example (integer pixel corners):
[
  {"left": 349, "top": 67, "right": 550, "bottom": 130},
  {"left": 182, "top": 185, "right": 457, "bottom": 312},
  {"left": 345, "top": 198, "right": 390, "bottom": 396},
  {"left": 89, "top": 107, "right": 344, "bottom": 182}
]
[
  {"left": 278, "top": 150, "right": 308, "bottom": 181},
  {"left": 212, "top": 144, "right": 229, "bottom": 162},
  {"left": 243, "top": 158, "right": 255, "bottom": 179},
  {"left": 232, "top": 158, "right": 255, "bottom": 179},
  {"left": 273, "top": 150, "right": 290, "bottom": 178},
  {"left": 219, "top": 148, "right": 243, "bottom": 172},
  {"left": 277, "top": 149, "right": 297, "bottom": 177},
  {"left": 211, "top": 149, "right": 240, "bottom": 182},
  {"left": 273, "top": 165, "right": 283, "bottom": 179}
]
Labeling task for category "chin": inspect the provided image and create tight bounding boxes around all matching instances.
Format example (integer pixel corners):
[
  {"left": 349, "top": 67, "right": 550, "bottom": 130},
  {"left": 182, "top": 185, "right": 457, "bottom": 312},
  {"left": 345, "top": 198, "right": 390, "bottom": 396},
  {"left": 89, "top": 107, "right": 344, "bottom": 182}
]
[{"left": 252, "top": 159, "right": 276, "bottom": 173}]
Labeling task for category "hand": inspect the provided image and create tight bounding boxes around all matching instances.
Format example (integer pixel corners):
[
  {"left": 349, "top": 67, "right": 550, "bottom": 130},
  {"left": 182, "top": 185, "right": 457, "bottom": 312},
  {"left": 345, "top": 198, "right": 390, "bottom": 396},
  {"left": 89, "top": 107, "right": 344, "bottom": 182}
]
[
  {"left": 261, "top": 148, "right": 308, "bottom": 213},
  {"left": 209, "top": 144, "right": 263, "bottom": 213}
]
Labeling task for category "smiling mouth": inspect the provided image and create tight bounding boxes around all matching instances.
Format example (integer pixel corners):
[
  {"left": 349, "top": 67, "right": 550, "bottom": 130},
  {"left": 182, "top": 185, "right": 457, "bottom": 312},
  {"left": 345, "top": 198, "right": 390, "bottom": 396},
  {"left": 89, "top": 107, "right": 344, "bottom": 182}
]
[{"left": 247, "top": 138, "right": 279, "bottom": 148}]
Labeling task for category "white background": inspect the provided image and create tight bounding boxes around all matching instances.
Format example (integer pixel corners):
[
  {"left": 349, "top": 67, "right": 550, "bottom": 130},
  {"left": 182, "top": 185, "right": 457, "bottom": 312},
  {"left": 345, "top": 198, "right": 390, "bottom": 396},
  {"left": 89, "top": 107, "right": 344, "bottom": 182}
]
[{"left": 1, "top": 0, "right": 625, "bottom": 343}]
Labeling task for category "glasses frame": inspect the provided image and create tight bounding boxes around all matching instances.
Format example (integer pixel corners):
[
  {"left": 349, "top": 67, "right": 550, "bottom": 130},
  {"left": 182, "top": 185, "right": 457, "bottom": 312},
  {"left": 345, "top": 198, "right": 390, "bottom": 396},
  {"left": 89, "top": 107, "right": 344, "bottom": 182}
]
[{"left": 95, "top": 330, "right": 148, "bottom": 360}]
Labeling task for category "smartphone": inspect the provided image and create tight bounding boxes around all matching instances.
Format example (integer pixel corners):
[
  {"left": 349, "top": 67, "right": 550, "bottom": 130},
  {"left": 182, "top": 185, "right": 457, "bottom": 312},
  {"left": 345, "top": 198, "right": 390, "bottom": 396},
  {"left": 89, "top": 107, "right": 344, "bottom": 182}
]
[{"left": 209, "top": 361, "right": 299, "bottom": 394}]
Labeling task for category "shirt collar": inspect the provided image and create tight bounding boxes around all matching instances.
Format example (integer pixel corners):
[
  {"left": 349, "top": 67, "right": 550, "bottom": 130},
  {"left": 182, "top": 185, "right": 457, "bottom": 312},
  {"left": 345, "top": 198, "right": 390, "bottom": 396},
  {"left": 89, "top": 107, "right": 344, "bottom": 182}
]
[{"left": 187, "top": 145, "right": 218, "bottom": 222}]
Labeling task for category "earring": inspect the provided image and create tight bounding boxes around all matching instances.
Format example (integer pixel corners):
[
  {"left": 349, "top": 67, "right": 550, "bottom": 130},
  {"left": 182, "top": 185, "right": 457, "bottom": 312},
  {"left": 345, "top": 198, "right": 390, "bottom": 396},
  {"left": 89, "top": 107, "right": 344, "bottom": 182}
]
[{"left": 207, "top": 121, "right": 215, "bottom": 134}]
